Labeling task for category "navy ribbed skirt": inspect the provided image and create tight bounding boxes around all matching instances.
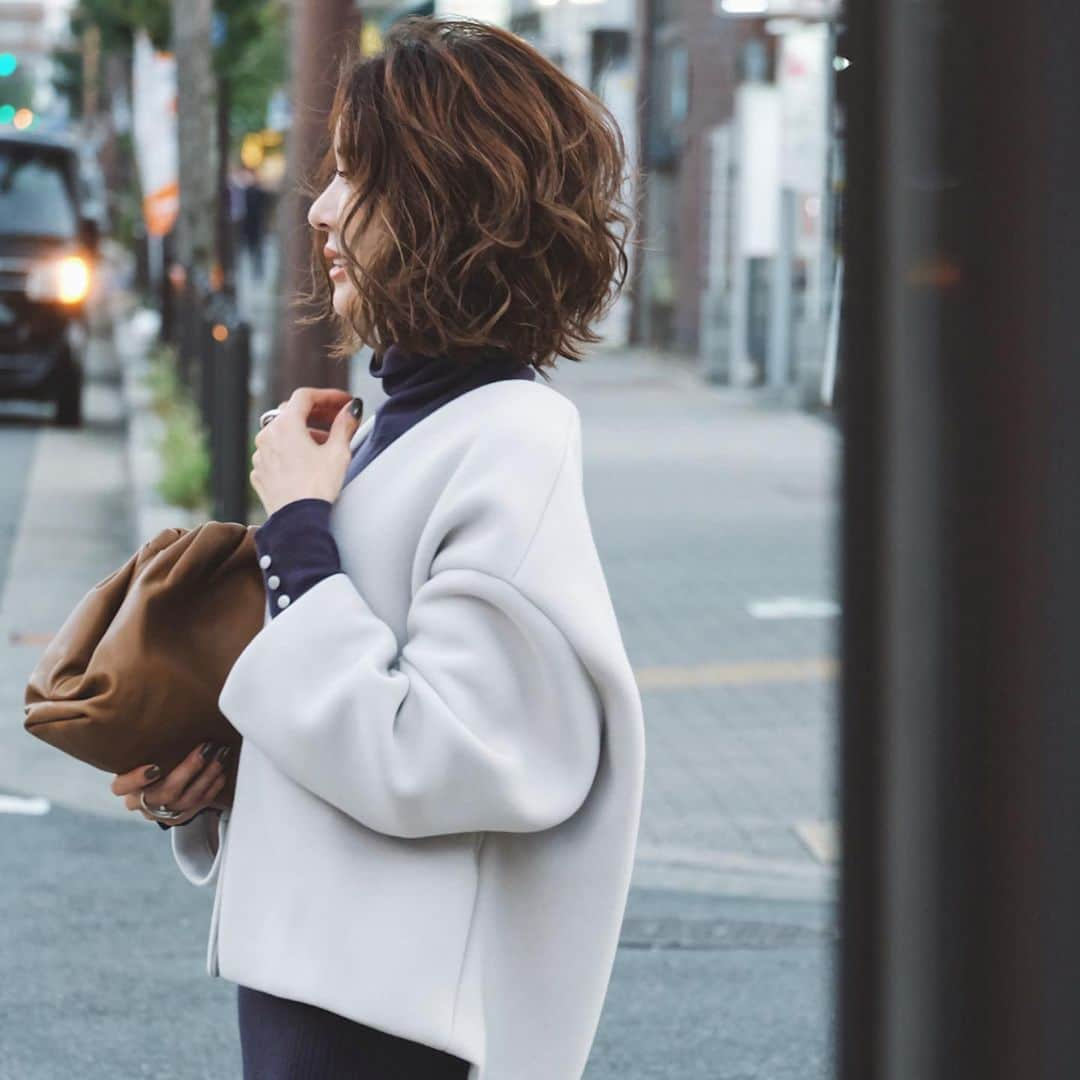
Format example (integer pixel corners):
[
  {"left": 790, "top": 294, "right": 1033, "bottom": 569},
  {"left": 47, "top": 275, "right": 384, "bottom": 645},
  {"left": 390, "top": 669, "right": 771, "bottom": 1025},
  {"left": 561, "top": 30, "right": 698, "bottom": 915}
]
[{"left": 237, "top": 984, "right": 472, "bottom": 1079}]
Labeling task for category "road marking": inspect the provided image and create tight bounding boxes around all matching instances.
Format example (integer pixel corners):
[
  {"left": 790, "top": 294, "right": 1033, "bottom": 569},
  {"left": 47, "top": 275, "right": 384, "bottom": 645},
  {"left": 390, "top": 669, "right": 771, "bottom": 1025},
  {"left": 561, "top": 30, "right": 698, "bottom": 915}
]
[
  {"left": 635, "top": 657, "right": 837, "bottom": 689},
  {"left": 794, "top": 819, "right": 839, "bottom": 864},
  {"left": 635, "top": 843, "right": 832, "bottom": 880},
  {"left": 747, "top": 597, "right": 840, "bottom": 619},
  {"left": 0, "top": 794, "right": 51, "bottom": 816}
]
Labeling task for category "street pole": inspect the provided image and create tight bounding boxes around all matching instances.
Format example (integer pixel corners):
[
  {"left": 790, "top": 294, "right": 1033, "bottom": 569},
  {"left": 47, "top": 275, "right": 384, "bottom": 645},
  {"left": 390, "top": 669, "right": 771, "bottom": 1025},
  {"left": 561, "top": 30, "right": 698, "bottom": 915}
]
[
  {"left": 269, "top": 0, "right": 356, "bottom": 408},
  {"left": 81, "top": 25, "right": 100, "bottom": 125},
  {"left": 628, "top": 0, "right": 655, "bottom": 347},
  {"left": 216, "top": 72, "right": 235, "bottom": 301},
  {"left": 766, "top": 186, "right": 794, "bottom": 392},
  {"left": 171, "top": 0, "right": 217, "bottom": 281},
  {"left": 840, "top": 1, "right": 1080, "bottom": 1079}
]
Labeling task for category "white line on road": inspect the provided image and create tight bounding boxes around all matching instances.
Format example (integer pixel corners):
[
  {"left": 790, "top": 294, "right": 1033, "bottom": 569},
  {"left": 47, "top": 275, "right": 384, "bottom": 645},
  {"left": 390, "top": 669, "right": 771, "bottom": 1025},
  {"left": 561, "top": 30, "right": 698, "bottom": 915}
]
[
  {"left": 747, "top": 596, "right": 840, "bottom": 619},
  {"left": 794, "top": 820, "right": 839, "bottom": 864},
  {"left": 635, "top": 657, "right": 836, "bottom": 689},
  {"left": 0, "top": 794, "right": 51, "bottom": 816}
]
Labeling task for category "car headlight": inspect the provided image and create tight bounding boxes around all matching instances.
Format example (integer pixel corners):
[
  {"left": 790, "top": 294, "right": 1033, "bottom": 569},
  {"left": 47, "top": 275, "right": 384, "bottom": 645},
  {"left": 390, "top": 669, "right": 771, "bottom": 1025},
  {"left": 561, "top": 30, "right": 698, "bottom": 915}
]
[{"left": 26, "top": 256, "right": 92, "bottom": 305}]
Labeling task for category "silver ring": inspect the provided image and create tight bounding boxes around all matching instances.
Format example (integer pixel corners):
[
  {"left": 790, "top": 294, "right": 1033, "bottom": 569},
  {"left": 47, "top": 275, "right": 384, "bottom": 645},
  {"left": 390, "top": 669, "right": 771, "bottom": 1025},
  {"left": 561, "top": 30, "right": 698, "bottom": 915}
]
[
  {"left": 140, "top": 789, "right": 185, "bottom": 820},
  {"left": 258, "top": 407, "right": 281, "bottom": 429}
]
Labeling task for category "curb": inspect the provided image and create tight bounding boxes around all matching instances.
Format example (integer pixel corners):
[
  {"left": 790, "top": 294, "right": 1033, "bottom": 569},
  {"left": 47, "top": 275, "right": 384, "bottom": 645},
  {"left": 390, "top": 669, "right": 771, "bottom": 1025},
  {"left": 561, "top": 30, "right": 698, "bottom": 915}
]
[{"left": 114, "top": 306, "right": 202, "bottom": 550}]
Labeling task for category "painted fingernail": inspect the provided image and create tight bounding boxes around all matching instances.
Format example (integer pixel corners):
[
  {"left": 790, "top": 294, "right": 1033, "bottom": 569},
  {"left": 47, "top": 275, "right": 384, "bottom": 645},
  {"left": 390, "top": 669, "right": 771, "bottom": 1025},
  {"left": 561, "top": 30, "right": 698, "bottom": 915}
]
[
  {"left": 201, "top": 741, "right": 216, "bottom": 760},
  {"left": 144, "top": 764, "right": 162, "bottom": 781},
  {"left": 215, "top": 745, "right": 231, "bottom": 764},
  {"left": 349, "top": 396, "right": 364, "bottom": 420}
]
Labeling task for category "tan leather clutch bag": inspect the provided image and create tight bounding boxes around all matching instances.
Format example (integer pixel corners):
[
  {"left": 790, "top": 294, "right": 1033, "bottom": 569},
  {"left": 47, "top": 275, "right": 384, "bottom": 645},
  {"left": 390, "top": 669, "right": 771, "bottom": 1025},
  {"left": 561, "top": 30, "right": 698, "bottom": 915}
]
[{"left": 23, "top": 521, "right": 266, "bottom": 800}]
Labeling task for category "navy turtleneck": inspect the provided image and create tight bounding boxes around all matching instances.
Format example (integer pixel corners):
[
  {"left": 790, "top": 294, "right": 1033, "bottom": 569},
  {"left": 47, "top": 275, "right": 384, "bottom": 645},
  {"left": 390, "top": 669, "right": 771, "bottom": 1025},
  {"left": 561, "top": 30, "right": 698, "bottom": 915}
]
[{"left": 343, "top": 343, "right": 536, "bottom": 488}]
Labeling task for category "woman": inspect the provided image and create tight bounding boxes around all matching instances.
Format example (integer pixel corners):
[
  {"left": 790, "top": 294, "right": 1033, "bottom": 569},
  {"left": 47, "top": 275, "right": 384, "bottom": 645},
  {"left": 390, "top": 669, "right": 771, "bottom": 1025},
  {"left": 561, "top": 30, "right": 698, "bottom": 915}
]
[{"left": 110, "top": 16, "right": 645, "bottom": 1080}]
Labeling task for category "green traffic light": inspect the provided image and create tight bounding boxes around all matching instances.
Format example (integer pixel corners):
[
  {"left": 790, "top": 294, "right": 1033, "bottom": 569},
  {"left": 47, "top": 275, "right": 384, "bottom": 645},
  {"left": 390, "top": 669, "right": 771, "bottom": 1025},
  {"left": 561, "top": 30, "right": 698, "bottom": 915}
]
[
  {"left": 0, "top": 104, "right": 15, "bottom": 125},
  {"left": 0, "top": 54, "right": 17, "bottom": 78}
]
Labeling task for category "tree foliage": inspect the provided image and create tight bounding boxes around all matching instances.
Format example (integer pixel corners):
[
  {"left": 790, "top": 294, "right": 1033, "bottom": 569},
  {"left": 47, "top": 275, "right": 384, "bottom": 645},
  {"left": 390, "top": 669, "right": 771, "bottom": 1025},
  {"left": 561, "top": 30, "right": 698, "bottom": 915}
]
[{"left": 53, "top": 0, "right": 286, "bottom": 141}]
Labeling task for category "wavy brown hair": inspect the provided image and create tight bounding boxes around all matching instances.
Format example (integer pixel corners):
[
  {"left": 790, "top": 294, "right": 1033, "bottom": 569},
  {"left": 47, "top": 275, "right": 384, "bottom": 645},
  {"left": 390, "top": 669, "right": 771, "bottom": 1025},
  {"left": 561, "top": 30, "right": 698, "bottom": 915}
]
[{"left": 305, "top": 15, "right": 640, "bottom": 377}]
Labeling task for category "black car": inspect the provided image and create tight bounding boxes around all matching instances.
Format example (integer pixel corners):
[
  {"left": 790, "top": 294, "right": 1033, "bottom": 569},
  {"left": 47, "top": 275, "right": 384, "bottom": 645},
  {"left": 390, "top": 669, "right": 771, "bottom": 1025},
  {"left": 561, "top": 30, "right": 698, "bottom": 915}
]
[{"left": 0, "top": 131, "right": 100, "bottom": 427}]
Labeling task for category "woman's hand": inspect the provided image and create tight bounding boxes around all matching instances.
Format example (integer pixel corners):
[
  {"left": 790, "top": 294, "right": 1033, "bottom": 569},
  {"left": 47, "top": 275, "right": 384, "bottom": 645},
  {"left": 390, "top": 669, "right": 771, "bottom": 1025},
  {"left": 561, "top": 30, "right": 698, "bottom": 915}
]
[
  {"left": 111, "top": 741, "right": 233, "bottom": 827},
  {"left": 251, "top": 387, "right": 363, "bottom": 517}
]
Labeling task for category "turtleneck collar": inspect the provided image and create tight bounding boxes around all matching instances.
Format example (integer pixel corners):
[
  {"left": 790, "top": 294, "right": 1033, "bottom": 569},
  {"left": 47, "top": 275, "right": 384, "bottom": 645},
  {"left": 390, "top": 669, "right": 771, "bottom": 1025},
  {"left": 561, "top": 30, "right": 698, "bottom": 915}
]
[
  {"left": 370, "top": 343, "right": 532, "bottom": 402},
  {"left": 341, "top": 342, "right": 536, "bottom": 490}
]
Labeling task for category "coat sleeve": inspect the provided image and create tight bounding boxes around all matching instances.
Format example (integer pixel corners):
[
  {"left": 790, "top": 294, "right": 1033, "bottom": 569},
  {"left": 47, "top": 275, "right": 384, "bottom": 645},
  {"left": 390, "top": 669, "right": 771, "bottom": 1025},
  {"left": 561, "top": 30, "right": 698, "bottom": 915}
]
[
  {"left": 215, "top": 565, "right": 603, "bottom": 839},
  {"left": 170, "top": 807, "right": 229, "bottom": 886}
]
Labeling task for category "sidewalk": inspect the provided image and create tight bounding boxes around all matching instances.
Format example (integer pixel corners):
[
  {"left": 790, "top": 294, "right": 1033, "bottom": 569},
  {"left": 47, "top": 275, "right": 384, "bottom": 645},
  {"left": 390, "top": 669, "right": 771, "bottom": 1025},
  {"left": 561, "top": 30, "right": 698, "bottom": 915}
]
[{"left": 551, "top": 343, "right": 841, "bottom": 901}]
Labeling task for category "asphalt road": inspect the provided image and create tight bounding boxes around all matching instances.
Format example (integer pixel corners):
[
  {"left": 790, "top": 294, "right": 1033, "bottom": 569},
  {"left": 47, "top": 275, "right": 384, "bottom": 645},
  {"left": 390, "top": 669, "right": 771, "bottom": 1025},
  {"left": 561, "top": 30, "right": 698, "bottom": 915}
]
[{"left": 0, "top": 797, "right": 836, "bottom": 1080}]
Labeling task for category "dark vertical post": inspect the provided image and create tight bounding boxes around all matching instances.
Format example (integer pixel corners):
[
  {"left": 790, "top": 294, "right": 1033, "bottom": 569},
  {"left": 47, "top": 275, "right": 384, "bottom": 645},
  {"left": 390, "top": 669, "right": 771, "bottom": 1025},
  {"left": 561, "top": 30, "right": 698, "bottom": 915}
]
[
  {"left": 160, "top": 231, "right": 176, "bottom": 345},
  {"left": 177, "top": 276, "right": 193, "bottom": 389},
  {"left": 841, "top": 2, "right": 1080, "bottom": 1079},
  {"left": 216, "top": 73, "right": 236, "bottom": 301},
  {"left": 212, "top": 317, "right": 251, "bottom": 524},
  {"left": 269, "top": 0, "right": 354, "bottom": 407},
  {"left": 628, "top": 0, "right": 654, "bottom": 348},
  {"left": 835, "top": 0, "right": 882, "bottom": 1074}
]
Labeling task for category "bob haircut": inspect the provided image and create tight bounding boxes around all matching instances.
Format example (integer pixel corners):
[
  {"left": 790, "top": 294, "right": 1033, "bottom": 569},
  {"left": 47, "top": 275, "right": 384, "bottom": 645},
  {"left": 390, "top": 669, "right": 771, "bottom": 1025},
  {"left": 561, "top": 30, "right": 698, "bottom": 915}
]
[{"left": 308, "top": 15, "right": 639, "bottom": 376}]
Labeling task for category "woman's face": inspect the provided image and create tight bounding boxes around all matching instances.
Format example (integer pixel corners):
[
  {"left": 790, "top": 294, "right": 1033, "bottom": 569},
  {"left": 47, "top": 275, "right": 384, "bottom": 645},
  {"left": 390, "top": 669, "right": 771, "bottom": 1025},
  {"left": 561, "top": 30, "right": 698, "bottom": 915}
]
[{"left": 307, "top": 132, "right": 379, "bottom": 317}]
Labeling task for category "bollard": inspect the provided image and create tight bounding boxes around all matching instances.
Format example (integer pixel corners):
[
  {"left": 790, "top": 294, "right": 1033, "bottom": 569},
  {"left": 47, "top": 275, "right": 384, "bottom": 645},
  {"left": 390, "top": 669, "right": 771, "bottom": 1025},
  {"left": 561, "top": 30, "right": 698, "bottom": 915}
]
[
  {"left": 209, "top": 316, "right": 252, "bottom": 524},
  {"left": 198, "top": 290, "right": 231, "bottom": 442},
  {"left": 177, "top": 277, "right": 202, "bottom": 393}
]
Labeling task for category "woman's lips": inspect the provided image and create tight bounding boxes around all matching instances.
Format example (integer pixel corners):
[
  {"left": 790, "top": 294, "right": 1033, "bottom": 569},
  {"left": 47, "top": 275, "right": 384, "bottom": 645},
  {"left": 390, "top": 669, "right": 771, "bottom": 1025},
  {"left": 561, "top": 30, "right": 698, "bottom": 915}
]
[{"left": 324, "top": 243, "right": 347, "bottom": 283}]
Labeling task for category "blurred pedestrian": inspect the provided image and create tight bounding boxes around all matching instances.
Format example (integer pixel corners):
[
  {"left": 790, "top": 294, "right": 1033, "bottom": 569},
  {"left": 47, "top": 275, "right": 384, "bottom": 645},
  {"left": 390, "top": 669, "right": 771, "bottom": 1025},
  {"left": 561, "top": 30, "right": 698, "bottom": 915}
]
[
  {"left": 239, "top": 165, "right": 267, "bottom": 279},
  {"left": 111, "top": 14, "right": 643, "bottom": 1080}
]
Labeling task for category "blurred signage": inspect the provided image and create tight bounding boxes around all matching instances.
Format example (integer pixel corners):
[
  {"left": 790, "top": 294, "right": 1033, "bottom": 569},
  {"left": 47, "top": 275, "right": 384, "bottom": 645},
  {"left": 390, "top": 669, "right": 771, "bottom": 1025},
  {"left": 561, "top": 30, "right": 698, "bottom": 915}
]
[
  {"left": 718, "top": 0, "right": 841, "bottom": 16},
  {"left": 735, "top": 83, "right": 781, "bottom": 257},
  {"left": 777, "top": 23, "right": 828, "bottom": 193},
  {"left": 131, "top": 30, "right": 178, "bottom": 237}
]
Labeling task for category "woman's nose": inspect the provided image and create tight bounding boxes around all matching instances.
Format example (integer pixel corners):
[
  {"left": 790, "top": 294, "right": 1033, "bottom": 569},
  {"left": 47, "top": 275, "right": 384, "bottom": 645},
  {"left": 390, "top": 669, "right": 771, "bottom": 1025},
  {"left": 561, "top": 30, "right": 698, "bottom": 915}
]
[{"left": 308, "top": 184, "right": 334, "bottom": 232}]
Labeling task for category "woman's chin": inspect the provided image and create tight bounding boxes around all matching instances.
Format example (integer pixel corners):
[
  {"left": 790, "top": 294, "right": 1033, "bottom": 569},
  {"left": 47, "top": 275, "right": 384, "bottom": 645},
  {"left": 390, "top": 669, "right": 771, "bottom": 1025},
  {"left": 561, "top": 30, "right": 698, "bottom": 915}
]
[{"left": 331, "top": 283, "right": 355, "bottom": 318}]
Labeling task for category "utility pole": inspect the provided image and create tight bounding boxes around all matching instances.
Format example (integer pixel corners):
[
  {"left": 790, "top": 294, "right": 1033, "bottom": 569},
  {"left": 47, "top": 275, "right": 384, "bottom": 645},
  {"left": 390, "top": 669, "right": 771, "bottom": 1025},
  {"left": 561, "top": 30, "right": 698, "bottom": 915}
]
[
  {"left": 628, "top": 0, "right": 654, "bottom": 348},
  {"left": 81, "top": 24, "right": 100, "bottom": 122},
  {"left": 171, "top": 0, "right": 217, "bottom": 279},
  {"left": 269, "top": 0, "right": 357, "bottom": 408},
  {"left": 840, "top": 1, "right": 1080, "bottom": 1078}
]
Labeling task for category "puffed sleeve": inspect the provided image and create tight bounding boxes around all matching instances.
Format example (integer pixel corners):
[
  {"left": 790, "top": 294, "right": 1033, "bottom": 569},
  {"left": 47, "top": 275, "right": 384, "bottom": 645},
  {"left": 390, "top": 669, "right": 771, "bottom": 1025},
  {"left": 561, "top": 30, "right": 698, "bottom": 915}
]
[
  {"left": 170, "top": 807, "right": 229, "bottom": 886},
  {"left": 214, "top": 565, "right": 603, "bottom": 839}
]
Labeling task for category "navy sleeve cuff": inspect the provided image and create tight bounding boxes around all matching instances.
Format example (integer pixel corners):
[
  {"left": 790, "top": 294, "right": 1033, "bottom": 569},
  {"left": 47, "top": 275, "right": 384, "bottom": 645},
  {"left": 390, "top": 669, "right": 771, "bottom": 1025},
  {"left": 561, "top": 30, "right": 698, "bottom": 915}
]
[{"left": 254, "top": 497, "right": 343, "bottom": 618}]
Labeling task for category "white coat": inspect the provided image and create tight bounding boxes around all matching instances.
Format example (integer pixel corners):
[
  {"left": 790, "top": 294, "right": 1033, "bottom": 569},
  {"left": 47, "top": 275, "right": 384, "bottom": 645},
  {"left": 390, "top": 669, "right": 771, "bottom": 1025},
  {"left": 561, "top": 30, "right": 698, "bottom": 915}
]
[{"left": 170, "top": 377, "right": 646, "bottom": 1079}]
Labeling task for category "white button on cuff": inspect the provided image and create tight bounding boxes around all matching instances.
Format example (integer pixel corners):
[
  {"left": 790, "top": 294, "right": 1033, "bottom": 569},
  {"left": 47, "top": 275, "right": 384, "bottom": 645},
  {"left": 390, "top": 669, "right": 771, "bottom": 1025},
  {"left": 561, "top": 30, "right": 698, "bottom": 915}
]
[
  {"left": 267, "top": 574, "right": 281, "bottom": 589},
  {"left": 277, "top": 594, "right": 291, "bottom": 609},
  {"left": 258, "top": 554, "right": 272, "bottom": 570}
]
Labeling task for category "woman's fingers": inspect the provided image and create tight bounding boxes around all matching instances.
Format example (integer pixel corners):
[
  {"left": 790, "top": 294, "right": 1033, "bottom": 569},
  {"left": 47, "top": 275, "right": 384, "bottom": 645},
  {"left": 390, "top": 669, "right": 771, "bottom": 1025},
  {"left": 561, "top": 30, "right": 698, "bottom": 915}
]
[
  {"left": 111, "top": 760, "right": 167, "bottom": 797},
  {"left": 182, "top": 752, "right": 231, "bottom": 807},
  {"left": 287, "top": 387, "right": 354, "bottom": 428},
  {"left": 113, "top": 741, "right": 217, "bottom": 802},
  {"left": 125, "top": 757, "right": 223, "bottom": 815},
  {"left": 111, "top": 742, "right": 237, "bottom": 825}
]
